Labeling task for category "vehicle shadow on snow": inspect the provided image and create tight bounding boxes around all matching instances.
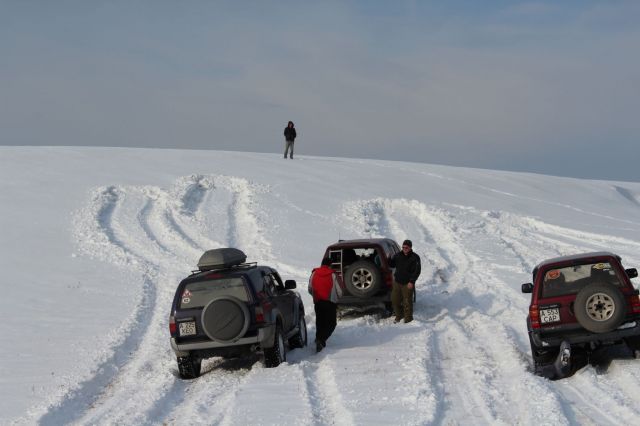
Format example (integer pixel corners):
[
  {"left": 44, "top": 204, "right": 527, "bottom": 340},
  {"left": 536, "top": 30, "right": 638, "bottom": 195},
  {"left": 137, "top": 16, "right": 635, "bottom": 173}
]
[
  {"left": 403, "top": 287, "right": 491, "bottom": 326},
  {"left": 522, "top": 338, "right": 637, "bottom": 380},
  {"left": 170, "top": 355, "right": 261, "bottom": 379},
  {"left": 573, "top": 343, "right": 636, "bottom": 377}
]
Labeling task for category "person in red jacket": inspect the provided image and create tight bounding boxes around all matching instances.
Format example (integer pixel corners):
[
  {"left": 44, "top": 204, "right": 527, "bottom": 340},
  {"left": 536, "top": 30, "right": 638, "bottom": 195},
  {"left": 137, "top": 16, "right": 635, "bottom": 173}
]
[{"left": 308, "top": 257, "right": 342, "bottom": 352}]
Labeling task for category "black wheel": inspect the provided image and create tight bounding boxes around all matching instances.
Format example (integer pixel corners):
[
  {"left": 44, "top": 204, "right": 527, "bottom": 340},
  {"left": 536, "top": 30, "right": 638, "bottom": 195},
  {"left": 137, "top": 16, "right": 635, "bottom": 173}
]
[
  {"left": 574, "top": 283, "right": 626, "bottom": 333},
  {"left": 177, "top": 354, "right": 201, "bottom": 379},
  {"left": 288, "top": 312, "right": 308, "bottom": 349},
  {"left": 344, "top": 260, "right": 382, "bottom": 298},
  {"left": 263, "top": 325, "right": 286, "bottom": 368}
]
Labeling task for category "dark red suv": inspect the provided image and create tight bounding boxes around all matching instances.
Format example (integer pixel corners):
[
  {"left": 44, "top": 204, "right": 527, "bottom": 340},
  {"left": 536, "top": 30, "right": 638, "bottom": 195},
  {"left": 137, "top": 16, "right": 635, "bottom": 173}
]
[
  {"left": 522, "top": 252, "right": 640, "bottom": 379},
  {"left": 322, "top": 238, "right": 400, "bottom": 310}
]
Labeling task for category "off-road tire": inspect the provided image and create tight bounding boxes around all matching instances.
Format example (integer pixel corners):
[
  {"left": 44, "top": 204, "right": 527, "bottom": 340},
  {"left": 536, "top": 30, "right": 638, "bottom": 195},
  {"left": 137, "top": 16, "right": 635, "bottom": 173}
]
[
  {"left": 574, "top": 283, "right": 626, "bottom": 333},
  {"left": 263, "top": 325, "right": 286, "bottom": 368},
  {"left": 177, "top": 354, "right": 201, "bottom": 379},
  {"left": 288, "top": 312, "right": 307, "bottom": 349},
  {"left": 344, "top": 260, "right": 383, "bottom": 298}
]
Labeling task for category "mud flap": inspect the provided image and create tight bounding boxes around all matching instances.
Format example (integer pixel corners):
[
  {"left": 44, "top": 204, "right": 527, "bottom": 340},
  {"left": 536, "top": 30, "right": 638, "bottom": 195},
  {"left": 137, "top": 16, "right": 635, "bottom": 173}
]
[{"left": 553, "top": 341, "right": 572, "bottom": 378}]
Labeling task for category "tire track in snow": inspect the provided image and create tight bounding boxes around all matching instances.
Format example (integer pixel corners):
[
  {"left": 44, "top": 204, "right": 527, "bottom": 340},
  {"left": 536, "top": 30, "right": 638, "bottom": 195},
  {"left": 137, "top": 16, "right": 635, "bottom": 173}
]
[
  {"left": 613, "top": 185, "right": 640, "bottom": 208},
  {"left": 49, "top": 175, "right": 279, "bottom": 425},
  {"left": 43, "top": 174, "right": 640, "bottom": 425},
  {"left": 97, "top": 176, "right": 269, "bottom": 424},
  {"left": 401, "top": 203, "right": 528, "bottom": 424},
  {"left": 156, "top": 175, "right": 316, "bottom": 424},
  {"left": 160, "top": 175, "right": 219, "bottom": 254},
  {"left": 70, "top": 185, "right": 189, "bottom": 425},
  {"left": 475, "top": 207, "right": 640, "bottom": 424},
  {"left": 562, "top": 369, "right": 640, "bottom": 424},
  {"left": 150, "top": 175, "right": 310, "bottom": 424},
  {"left": 343, "top": 199, "right": 476, "bottom": 424},
  {"left": 138, "top": 196, "right": 173, "bottom": 255},
  {"left": 38, "top": 187, "right": 159, "bottom": 425},
  {"left": 434, "top": 206, "right": 640, "bottom": 425},
  {"left": 484, "top": 210, "right": 640, "bottom": 267},
  {"left": 162, "top": 358, "right": 257, "bottom": 425},
  {"left": 342, "top": 198, "right": 574, "bottom": 424},
  {"left": 297, "top": 359, "right": 355, "bottom": 426}
]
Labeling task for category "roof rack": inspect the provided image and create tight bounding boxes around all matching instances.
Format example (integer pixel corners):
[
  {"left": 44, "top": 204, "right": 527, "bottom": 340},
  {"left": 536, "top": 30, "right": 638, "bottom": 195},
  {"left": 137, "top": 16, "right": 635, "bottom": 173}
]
[{"left": 190, "top": 261, "right": 257, "bottom": 275}]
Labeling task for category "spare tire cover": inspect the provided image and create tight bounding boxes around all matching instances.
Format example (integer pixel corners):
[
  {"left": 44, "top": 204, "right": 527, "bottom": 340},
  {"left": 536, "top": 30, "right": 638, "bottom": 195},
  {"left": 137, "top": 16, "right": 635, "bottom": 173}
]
[{"left": 201, "top": 297, "right": 249, "bottom": 342}]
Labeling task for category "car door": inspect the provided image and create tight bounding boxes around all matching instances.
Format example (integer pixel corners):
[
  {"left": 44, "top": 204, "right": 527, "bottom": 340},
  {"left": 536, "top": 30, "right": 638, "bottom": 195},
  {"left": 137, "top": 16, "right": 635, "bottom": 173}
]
[{"left": 268, "top": 271, "right": 295, "bottom": 332}]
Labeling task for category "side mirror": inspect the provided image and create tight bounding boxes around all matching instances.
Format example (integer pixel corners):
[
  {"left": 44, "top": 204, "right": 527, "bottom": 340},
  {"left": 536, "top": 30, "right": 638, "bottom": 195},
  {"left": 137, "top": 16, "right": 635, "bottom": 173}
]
[
  {"left": 284, "top": 279, "right": 297, "bottom": 289},
  {"left": 626, "top": 268, "right": 638, "bottom": 279},
  {"left": 521, "top": 283, "right": 533, "bottom": 293}
]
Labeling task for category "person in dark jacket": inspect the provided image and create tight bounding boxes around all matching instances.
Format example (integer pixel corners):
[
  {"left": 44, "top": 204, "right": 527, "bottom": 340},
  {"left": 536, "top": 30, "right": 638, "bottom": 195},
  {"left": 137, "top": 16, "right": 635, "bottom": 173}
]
[
  {"left": 308, "top": 257, "right": 342, "bottom": 352},
  {"left": 388, "top": 239, "right": 421, "bottom": 323},
  {"left": 283, "top": 121, "right": 297, "bottom": 159}
]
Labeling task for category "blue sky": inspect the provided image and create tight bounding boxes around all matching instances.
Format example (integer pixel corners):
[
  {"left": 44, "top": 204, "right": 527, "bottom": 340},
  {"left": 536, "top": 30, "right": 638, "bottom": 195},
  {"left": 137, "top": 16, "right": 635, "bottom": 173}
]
[{"left": 1, "top": 1, "right": 639, "bottom": 181}]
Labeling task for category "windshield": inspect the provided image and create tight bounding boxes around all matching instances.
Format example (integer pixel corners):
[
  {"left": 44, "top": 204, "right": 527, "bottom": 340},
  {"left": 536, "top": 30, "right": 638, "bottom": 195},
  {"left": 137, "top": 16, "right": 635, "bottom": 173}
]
[
  {"left": 541, "top": 261, "right": 622, "bottom": 298},
  {"left": 180, "top": 277, "right": 249, "bottom": 309}
]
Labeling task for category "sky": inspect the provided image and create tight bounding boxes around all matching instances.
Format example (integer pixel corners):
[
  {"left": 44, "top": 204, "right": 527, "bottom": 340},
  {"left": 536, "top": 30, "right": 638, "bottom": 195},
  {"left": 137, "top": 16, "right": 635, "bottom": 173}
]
[{"left": 1, "top": 1, "right": 639, "bottom": 182}]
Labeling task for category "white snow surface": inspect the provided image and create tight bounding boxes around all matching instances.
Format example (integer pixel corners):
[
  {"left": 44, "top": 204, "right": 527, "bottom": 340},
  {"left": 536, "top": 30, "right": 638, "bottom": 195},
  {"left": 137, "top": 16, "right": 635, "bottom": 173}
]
[{"left": 3, "top": 146, "right": 640, "bottom": 425}]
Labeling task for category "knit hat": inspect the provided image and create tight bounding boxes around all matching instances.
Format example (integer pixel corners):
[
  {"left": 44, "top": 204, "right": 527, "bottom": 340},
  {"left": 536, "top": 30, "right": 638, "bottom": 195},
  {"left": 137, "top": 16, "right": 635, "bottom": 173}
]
[{"left": 402, "top": 239, "right": 412, "bottom": 248}]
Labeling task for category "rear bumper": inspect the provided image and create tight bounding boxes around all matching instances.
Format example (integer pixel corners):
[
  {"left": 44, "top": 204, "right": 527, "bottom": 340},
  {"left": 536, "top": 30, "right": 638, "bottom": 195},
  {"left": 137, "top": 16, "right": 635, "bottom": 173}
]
[
  {"left": 171, "top": 326, "right": 275, "bottom": 357},
  {"left": 337, "top": 293, "right": 391, "bottom": 307},
  {"left": 532, "top": 320, "right": 640, "bottom": 347}
]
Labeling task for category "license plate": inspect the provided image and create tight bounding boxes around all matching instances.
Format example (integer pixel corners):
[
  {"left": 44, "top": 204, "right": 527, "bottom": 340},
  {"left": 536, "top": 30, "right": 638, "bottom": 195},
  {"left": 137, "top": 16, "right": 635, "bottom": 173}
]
[
  {"left": 179, "top": 321, "right": 196, "bottom": 336},
  {"left": 540, "top": 308, "right": 560, "bottom": 324}
]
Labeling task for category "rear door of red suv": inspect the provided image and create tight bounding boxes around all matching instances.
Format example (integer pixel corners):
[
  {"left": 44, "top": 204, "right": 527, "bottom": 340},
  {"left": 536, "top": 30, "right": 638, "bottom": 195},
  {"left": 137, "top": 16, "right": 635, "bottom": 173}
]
[{"left": 535, "top": 256, "right": 630, "bottom": 330}]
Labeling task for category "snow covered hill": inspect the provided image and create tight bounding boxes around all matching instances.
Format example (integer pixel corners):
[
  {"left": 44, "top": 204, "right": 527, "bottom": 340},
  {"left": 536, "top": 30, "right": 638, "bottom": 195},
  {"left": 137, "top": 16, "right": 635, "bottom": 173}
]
[{"left": 2, "top": 146, "right": 640, "bottom": 425}]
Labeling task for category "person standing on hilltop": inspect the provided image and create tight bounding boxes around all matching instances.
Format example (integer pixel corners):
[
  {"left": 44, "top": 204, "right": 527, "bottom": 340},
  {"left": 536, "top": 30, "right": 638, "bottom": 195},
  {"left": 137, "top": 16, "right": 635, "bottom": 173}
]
[{"left": 283, "top": 121, "right": 297, "bottom": 159}]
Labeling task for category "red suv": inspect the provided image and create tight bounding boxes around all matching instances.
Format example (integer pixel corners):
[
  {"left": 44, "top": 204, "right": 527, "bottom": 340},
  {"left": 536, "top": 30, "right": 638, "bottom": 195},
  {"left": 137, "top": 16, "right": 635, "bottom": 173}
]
[
  {"left": 522, "top": 252, "right": 640, "bottom": 379},
  {"left": 322, "top": 238, "right": 400, "bottom": 310}
]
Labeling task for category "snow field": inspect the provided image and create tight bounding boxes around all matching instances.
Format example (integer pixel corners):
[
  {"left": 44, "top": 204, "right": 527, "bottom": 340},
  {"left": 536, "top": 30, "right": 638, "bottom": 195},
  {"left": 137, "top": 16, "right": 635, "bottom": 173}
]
[{"left": 4, "top": 148, "right": 640, "bottom": 425}]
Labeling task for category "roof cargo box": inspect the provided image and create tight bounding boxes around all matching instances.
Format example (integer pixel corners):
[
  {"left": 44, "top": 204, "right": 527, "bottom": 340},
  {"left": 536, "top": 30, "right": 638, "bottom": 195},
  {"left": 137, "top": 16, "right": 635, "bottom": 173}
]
[{"left": 197, "top": 248, "right": 247, "bottom": 271}]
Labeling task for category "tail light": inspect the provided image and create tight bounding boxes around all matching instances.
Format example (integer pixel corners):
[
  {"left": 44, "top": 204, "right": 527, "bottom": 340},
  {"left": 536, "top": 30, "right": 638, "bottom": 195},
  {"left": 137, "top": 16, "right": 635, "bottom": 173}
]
[
  {"left": 630, "top": 295, "right": 640, "bottom": 314},
  {"left": 385, "top": 272, "right": 393, "bottom": 287},
  {"left": 255, "top": 306, "right": 265, "bottom": 323},
  {"left": 530, "top": 305, "right": 541, "bottom": 329},
  {"left": 255, "top": 292, "right": 273, "bottom": 323},
  {"left": 169, "top": 315, "right": 177, "bottom": 336}
]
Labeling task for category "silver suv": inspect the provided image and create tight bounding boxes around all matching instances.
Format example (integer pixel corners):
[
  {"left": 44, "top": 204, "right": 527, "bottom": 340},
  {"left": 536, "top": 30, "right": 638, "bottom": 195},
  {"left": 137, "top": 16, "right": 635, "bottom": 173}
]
[{"left": 169, "top": 248, "right": 307, "bottom": 379}]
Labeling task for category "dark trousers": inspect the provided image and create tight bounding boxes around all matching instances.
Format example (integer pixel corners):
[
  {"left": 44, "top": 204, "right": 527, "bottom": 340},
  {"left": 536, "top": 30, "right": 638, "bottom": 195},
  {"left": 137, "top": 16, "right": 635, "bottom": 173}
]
[{"left": 314, "top": 300, "right": 337, "bottom": 343}]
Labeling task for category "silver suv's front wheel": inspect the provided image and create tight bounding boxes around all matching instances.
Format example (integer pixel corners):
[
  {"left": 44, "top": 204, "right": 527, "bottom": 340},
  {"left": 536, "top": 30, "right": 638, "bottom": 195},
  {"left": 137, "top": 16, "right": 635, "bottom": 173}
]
[{"left": 263, "top": 325, "right": 286, "bottom": 368}]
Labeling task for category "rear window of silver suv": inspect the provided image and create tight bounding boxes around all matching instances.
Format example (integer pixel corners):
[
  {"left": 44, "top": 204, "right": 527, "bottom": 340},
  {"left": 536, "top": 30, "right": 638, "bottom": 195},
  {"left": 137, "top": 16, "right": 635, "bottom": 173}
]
[{"left": 180, "top": 277, "right": 250, "bottom": 309}]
